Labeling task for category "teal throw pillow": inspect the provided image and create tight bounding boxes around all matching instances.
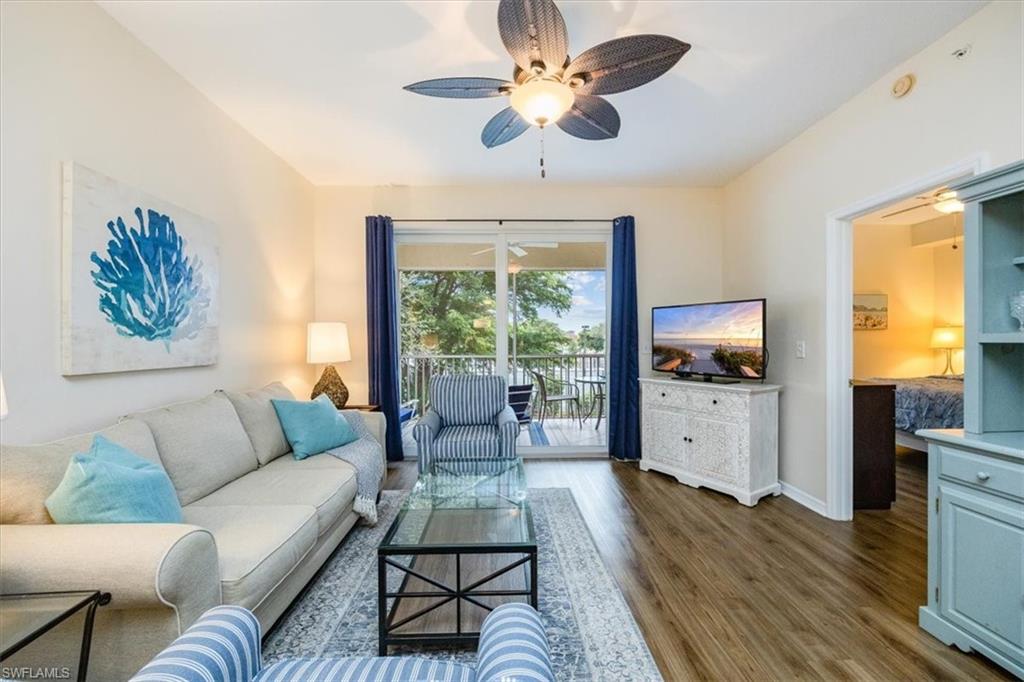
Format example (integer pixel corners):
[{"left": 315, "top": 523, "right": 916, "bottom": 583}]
[
  {"left": 45, "top": 435, "right": 183, "bottom": 524},
  {"left": 272, "top": 394, "right": 358, "bottom": 460}
]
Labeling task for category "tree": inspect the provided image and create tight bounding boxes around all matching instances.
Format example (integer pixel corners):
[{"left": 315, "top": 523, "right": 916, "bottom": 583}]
[
  {"left": 400, "top": 269, "right": 573, "bottom": 356},
  {"left": 575, "top": 323, "right": 606, "bottom": 352}
]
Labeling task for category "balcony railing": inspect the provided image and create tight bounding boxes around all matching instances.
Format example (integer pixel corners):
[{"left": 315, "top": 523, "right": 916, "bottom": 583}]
[{"left": 400, "top": 353, "right": 606, "bottom": 420}]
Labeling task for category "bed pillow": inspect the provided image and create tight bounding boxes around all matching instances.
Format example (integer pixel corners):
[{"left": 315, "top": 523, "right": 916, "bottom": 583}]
[
  {"left": 271, "top": 394, "right": 358, "bottom": 460},
  {"left": 45, "top": 435, "right": 183, "bottom": 524}
]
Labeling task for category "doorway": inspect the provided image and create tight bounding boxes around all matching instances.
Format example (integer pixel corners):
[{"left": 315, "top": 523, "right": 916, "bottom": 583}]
[
  {"left": 395, "top": 224, "right": 612, "bottom": 456},
  {"left": 824, "top": 155, "right": 985, "bottom": 520}
]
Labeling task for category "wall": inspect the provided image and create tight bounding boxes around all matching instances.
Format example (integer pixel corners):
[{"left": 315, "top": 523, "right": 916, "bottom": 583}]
[
  {"left": 0, "top": 1, "right": 316, "bottom": 443},
  {"left": 721, "top": 0, "right": 1023, "bottom": 501},
  {"left": 314, "top": 186, "right": 724, "bottom": 403},
  {"left": 852, "top": 223, "right": 964, "bottom": 377}
]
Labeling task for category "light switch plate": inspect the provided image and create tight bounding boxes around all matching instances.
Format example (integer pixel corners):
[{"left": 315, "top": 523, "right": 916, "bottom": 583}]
[{"left": 795, "top": 341, "right": 807, "bottom": 359}]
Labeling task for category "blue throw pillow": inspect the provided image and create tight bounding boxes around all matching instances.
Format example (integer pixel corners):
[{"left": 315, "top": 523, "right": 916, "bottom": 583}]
[
  {"left": 272, "top": 394, "right": 358, "bottom": 460},
  {"left": 45, "top": 435, "right": 183, "bottom": 524}
]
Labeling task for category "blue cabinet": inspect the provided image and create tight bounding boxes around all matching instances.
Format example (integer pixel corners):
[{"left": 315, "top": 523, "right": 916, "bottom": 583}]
[{"left": 918, "top": 433, "right": 1024, "bottom": 678}]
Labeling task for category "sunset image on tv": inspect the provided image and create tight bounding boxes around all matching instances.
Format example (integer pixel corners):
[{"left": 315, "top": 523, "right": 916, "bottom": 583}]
[{"left": 653, "top": 300, "right": 765, "bottom": 378}]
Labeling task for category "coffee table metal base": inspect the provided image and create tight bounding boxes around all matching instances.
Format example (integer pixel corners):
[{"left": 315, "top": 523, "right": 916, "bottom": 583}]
[{"left": 377, "top": 546, "right": 537, "bottom": 655}]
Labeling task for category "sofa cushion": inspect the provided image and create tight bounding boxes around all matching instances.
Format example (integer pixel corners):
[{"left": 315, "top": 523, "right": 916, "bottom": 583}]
[
  {"left": 182, "top": 505, "right": 317, "bottom": 610},
  {"left": 130, "top": 393, "right": 258, "bottom": 505},
  {"left": 430, "top": 375, "right": 507, "bottom": 426},
  {"left": 0, "top": 418, "right": 159, "bottom": 524},
  {"left": 45, "top": 435, "right": 183, "bottom": 524},
  {"left": 434, "top": 425, "right": 500, "bottom": 460},
  {"left": 189, "top": 465, "right": 356, "bottom": 537},
  {"left": 271, "top": 395, "right": 358, "bottom": 460},
  {"left": 220, "top": 382, "right": 295, "bottom": 466}
]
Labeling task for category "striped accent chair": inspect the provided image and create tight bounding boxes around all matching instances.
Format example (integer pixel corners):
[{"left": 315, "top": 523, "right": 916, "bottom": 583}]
[
  {"left": 131, "top": 603, "right": 554, "bottom": 682},
  {"left": 414, "top": 375, "right": 520, "bottom": 473}
]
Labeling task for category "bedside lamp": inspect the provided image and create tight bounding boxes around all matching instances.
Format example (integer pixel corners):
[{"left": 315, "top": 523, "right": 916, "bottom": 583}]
[
  {"left": 308, "top": 322, "right": 352, "bottom": 408},
  {"left": 930, "top": 326, "right": 963, "bottom": 376}
]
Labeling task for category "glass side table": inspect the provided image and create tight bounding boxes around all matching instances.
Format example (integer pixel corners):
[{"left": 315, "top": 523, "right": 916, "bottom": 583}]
[{"left": 0, "top": 591, "right": 111, "bottom": 682}]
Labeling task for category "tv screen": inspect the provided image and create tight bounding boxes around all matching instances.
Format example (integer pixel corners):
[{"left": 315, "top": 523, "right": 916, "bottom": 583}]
[{"left": 652, "top": 299, "right": 766, "bottom": 380}]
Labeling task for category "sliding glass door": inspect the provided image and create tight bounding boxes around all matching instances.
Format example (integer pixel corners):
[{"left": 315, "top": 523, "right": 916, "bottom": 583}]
[{"left": 396, "top": 227, "right": 610, "bottom": 455}]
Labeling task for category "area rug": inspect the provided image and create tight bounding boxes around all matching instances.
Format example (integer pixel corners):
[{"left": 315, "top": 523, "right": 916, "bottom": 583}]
[{"left": 263, "top": 488, "right": 663, "bottom": 681}]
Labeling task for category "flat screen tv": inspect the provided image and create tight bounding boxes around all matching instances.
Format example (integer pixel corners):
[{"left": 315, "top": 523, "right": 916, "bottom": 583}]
[{"left": 652, "top": 298, "right": 767, "bottom": 381}]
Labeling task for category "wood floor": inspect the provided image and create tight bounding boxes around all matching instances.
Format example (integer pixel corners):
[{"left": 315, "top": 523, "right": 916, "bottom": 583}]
[{"left": 384, "top": 449, "right": 1012, "bottom": 680}]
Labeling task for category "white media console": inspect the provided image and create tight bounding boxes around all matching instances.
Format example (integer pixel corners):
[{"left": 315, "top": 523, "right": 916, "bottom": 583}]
[{"left": 638, "top": 376, "right": 781, "bottom": 506}]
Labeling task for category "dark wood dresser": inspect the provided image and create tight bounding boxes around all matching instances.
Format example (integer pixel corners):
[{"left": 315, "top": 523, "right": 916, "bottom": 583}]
[{"left": 851, "top": 380, "right": 896, "bottom": 509}]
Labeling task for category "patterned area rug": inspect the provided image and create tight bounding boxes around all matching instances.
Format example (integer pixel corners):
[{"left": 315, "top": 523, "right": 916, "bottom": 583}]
[{"left": 264, "top": 488, "right": 662, "bottom": 681}]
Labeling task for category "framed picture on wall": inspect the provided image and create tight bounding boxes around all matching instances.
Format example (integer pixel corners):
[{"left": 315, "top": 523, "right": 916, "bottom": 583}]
[
  {"left": 853, "top": 293, "right": 888, "bottom": 330},
  {"left": 61, "top": 162, "right": 220, "bottom": 375}
]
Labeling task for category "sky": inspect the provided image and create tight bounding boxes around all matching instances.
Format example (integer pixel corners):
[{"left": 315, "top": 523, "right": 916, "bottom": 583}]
[
  {"left": 654, "top": 300, "right": 764, "bottom": 341},
  {"left": 535, "top": 270, "right": 606, "bottom": 333}
]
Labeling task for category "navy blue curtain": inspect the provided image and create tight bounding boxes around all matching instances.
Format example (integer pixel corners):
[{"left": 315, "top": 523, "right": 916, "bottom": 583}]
[
  {"left": 609, "top": 216, "right": 641, "bottom": 461},
  {"left": 366, "top": 215, "right": 404, "bottom": 462}
]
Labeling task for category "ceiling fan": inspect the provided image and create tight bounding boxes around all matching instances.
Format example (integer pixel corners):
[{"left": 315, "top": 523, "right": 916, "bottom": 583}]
[
  {"left": 472, "top": 241, "right": 559, "bottom": 257},
  {"left": 404, "top": 0, "right": 690, "bottom": 170},
  {"left": 881, "top": 188, "right": 964, "bottom": 219}
]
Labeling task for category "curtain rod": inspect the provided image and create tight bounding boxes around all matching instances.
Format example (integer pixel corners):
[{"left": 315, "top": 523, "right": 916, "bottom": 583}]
[{"left": 392, "top": 218, "right": 616, "bottom": 224}]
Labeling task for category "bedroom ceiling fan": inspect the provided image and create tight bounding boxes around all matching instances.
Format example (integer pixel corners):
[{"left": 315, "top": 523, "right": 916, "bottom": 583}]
[
  {"left": 881, "top": 188, "right": 965, "bottom": 219},
  {"left": 472, "top": 241, "right": 559, "bottom": 257},
  {"left": 404, "top": 0, "right": 690, "bottom": 176}
]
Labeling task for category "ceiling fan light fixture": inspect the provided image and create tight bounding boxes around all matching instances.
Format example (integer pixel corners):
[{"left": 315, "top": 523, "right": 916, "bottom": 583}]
[
  {"left": 934, "top": 191, "right": 964, "bottom": 214},
  {"left": 510, "top": 78, "right": 574, "bottom": 127}
]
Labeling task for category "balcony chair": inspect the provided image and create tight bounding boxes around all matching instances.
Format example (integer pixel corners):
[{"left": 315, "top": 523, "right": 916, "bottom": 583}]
[
  {"left": 413, "top": 375, "right": 520, "bottom": 473},
  {"left": 528, "top": 369, "right": 583, "bottom": 428}
]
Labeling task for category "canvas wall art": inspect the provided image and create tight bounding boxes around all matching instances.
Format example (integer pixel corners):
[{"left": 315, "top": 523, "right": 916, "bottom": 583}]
[
  {"left": 62, "top": 162, "right": 219, "bottom": 375},
  {"left": 853, "top": 293, "right": 888, "bottom": 331}
]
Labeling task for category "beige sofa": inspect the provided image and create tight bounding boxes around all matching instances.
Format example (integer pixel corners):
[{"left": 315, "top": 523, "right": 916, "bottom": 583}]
[{"left": 0, "top": 382, "right": 385, "bottom": 681}]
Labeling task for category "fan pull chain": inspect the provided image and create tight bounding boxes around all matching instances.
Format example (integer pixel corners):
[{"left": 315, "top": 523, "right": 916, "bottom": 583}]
[{"left": 540, "top": 125, "right": 546, "bottom": 179}]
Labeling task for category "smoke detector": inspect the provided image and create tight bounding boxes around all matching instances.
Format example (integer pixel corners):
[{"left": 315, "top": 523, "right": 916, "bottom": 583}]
[{"left": 891, "top": 74, "right": 915, "bottom": 99}]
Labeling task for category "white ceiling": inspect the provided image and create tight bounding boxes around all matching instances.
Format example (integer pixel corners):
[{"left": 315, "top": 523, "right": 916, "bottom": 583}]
[{"left": 98, "top": 0, "right": 985, "bottom": 186}]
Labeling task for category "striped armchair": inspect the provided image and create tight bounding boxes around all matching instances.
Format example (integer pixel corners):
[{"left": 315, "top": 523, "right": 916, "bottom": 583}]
[
  {"left": 132, "top": 603, "right": 554, "bottom": 682},
  {"left": 413, "top": 375, "right": 520, "bottom": 473}
]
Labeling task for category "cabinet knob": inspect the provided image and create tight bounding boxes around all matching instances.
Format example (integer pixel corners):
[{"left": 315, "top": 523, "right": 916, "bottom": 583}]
[
  {"left": 976, "top": 471, "right": 990, "bottom": 482},
  {"left": 661, "top": 392, "right": 666, "bottom": 397},
  {"left": 712, "top": 399, "right": 718, "bottom": 405}
]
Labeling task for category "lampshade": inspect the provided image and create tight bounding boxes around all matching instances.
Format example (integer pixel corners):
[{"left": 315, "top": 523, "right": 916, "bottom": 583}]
[
  {"left": 0, "top": 374, "right": 7, "bottom": 420},
  {"left": 930, "top": 326, "right": 964, "bottom": 349},
  {"left": 510, "top": 79, "right": 574, "bottom": 127},
  {"left": 307, "top": 322, "right": 351, "bottom": 364}
]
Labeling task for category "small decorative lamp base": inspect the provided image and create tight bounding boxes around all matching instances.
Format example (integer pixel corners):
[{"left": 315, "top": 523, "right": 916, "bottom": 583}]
[{"left": 312, "top": 365, "right": 349, "bottom": 408}]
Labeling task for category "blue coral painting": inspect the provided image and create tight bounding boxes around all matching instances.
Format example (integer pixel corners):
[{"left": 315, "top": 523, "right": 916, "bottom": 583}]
[{"left": 62, "top": 163, "right": 219, "bottom": 375}]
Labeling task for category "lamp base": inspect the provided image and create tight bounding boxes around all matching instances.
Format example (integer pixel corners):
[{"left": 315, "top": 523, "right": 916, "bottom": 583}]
[
  {"left": 312, "top": 365, "right": 349, "bottom": 409},
  {"left": 940, "top": 348, "right": 955, "bottom": 376}
]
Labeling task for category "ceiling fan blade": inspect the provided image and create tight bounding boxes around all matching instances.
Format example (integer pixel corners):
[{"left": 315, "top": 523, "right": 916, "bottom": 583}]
[
  {"left": 881, "top": 202, "right": 933, "bottom": 219},
  {"left": 509, "top": 245, "right": 529, "bottom": 257},
  {"left": 565, "top": 35, "right": 691, "bottom": 96},
  {"left": 518, "top": 241, "right": 559, "bottom": 248},
  {"left": 497, "top": 0, "right": 569, "bottom": 75},
  {"left": 481, "top": 107, "right": 530, "bottom": 148},
  {"left": 404, "top": 77, "right": 512, "bottom": 99},
  {"left": 472, "top": 247, "right": 497, "bottom": 256},
  {"left": 557, "top": 94, "right": 620, "bottom": 140}
]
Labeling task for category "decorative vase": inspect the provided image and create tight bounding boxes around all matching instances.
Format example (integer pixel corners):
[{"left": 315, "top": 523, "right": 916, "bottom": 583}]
[
  {"left": 1011, "top": 290, "right": 1024, "bottom": 333},
  {"left": 312, "top": 365, "right": 349, "bottom": 408}
]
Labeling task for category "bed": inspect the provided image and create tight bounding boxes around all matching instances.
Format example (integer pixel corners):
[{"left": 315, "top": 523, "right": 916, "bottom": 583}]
[{"left": 871, "top": 375, "right": 964, "bottom": 451}]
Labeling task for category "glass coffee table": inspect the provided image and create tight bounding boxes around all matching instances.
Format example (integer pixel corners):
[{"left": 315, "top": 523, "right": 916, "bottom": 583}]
[
  {"left": 377, "top": 458, "right": 536, "bottom": 654},
  {"left": 0, "top": 591, "right": 111, "bottom": 682}
]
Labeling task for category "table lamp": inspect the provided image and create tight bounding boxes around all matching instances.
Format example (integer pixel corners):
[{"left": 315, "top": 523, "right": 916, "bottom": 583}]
[
  {"left": 930, "top": 326, "right": 963, "bottom": 376},
  {"left": 308, "top": 322, "right": 352, "bottom": 408}
]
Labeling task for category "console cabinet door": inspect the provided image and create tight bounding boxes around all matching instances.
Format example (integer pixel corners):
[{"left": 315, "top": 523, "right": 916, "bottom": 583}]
[
  {"left": 939, "top": 485, "right": 1024, "bottom": 660},
  {"left": 687, "top": 414, "right": 741, "bottom": 485},
  {"left": 643, "top": 406, "right": 687, "bottom": 469}
]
